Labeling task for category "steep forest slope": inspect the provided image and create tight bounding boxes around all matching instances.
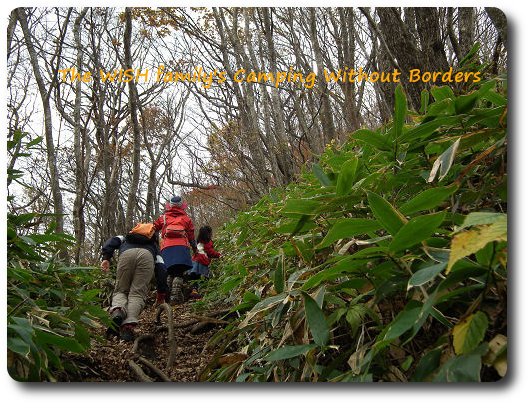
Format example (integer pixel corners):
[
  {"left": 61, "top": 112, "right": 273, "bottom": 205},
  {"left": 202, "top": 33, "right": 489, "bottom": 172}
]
[
  {"left": 7, "top": 77, "right": 507, "bottom": 382},
  {"left": 197, "top": 78, "right": 507, "bottom": 382}
]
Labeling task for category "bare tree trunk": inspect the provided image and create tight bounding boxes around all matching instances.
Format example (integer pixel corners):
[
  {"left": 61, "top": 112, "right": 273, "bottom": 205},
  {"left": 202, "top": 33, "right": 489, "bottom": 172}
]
[
  {"left": 485, "top": 8, "right": 507, "bottom": 48},
  {"left": 261, "top": 8, "right": 295, "bottom": 184},
  {"left": 415, "top": 8, "right": 449, "bottom": 72},
  {"left": 447, "top": 8, "right": 462, "bottom": 62},
  {"left": 7, "top": 10, "right": 18, "bottom": 61},
  {"left": 458, "top": 8, "right": 476, "bottom": 57},
  {"left": 15, "top": 8, "right": 66, "bottom": 240},
  {"left": 72, "top": 8, "right": 89, "bottom": 263},
  {"left": 374, "top": 7, "right": 423, "bottom": 110},
  {"left": 123, "top": 7, "right": 142, "bottom": 230},
  {"left": 308, "top": 8, "right": 335, "bottom": 143},
  {"left": 338, "top": 8, "right": 362, "bottom": 132},
  {"left": 284, "top": 9, "right": 323, "bottom": 154}
]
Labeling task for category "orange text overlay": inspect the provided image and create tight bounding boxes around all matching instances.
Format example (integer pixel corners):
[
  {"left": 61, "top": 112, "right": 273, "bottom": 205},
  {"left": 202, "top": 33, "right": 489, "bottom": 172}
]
[{"left": 58, "top": 66, "right": 481, "bottom": 87}]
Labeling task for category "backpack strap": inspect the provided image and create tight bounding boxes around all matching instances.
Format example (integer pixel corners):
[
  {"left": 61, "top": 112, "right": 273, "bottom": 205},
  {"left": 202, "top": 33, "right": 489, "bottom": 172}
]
[{"left": 161, "top": 214, "right": 167, "bottom": 248}]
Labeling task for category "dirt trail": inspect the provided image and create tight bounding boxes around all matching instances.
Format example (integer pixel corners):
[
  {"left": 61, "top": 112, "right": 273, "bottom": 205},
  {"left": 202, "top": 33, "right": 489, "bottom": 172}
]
[{"left": 66, "top": 296, "right": 226, "bottom": 382}]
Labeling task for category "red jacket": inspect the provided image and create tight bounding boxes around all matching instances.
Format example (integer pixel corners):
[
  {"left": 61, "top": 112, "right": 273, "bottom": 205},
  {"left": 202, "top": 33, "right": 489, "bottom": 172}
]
[
  {"left": 192, "top": 240, "right": 221, "bottom": 266},
  {"left": 153, "top": 206, "right": 195, "bottom": 250}
]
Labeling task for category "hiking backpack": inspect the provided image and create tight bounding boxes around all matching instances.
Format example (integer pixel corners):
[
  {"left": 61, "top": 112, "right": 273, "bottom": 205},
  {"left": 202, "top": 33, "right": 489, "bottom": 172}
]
[{"left": 162, "top": 214, "right": 188, "bottom": 242}]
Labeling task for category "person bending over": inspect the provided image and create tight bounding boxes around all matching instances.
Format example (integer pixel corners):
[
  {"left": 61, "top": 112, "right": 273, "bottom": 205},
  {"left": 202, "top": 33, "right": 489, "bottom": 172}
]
[{"left": 101, "top": 223, "right": 168, "bottom": 341}]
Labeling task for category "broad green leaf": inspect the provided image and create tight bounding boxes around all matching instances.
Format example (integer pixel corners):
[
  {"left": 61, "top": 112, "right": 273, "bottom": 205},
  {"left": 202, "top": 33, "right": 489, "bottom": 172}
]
[
  {"left": 81, "top": 289, "right": 102, "bottom": 302},
  {"left": 328, "top": 308, "right": 347, "bottom": 326},
  {"left": 220, "top": 277, "right": 244, "bottom": 293},
  {"left": 367, "top": 192, "right": 406, "bottom": 236},
  {"left": 399, "top": 184, "right": 459, "bottom": 216},
  {"left": 460, "top": 212, "right": 506, "bottom": 229},
  {"left": 427, "top": 128, "right": 504, "bottom": 155},
  {"left": 74, "top": 324, "right": 91, "bottom": 348},
  {"left": 237, "top": 228, "right": 248, "bottom": 245},
  {"left": 410, "top": 348, "right": 442, "bottom": 382},
  {"left": 271, "top": 302, "right": 289, "bottom": 328},
  {"left": 275, "top": 216, "right": 316, "bottom": 234},
  {"left": 331, "top": 278, "right": 369, "bottom": 292},
  {"left": 8, "top": 317, "right": 35, "bottom": 344},
  {"left": 83, "top": 305, "right": 110, "bottom": 319},
  {"left": 431, "top": 86, "right": 455, "bottom": 102},
  {"left": 41, "top": 344, "right": 62, "bottom": 370},
  {"left": 287, "top": 269, "right": 309, "bottom": 290},
  {"left": 452, "top": 311, "right": 489, "bottom": 355},
  {"left": 383, "top": 306, "right": 422, "bottom": 342},
  {"left": 7, "top": 337, "right": 31, "bottom": 356},
  {"left": 34, "top": 330, "right": 85, "bottom": 354},
  {"left": 424, "top": 99, "right": 454, "bottom": 119},
  {"left": 393, "top": 85, "right": 407, "bottom": 140},
  {"left": 252, "top": 292, "right": 288, "bottom": 312},
  {"left": 265, "top": 344, "right": 317, "bottom": 361},
  {"left": 389, "top": 212, "right": 446, "bottom": 253},
  {"left": 282, "top": 198, "right": 321, "bottom": 215},
  {"left": 407, "top": 262, "right": 447, "bottom": 289},
  {"left": 301, "top": 259, "right": 371, "bottom": 291},
  {"left": 7, "top": 140, "right": 18, "bottom": 150},
  {"left": 313, "top": 285, "right": 326, "bottom": 309},
  {"left": 10, "top": 213, "right": 36, "bottom": 226},
  {"left": 336, "top": 158, "right": 358, "bottom": 195},
  {"left": 459, "top": 42, "right": 480, "bottom": 66},
  {"left": 454, "top": 80, "right": 495, "bottom": 114},
  {"left": 483, "top": 90, "right": 507, "bottom": 106},
  {"left": 317, "top": 218, "right": 381, "bottom": 248},
  {"left": 405, "top": 292, "right": 439, "bottom": 343},
  {"left": 431, "top": 354, "right": 482, "bottom": 382},
  {"left": 455, "top": 91, "right": 478, "bottom": 114},
  {"left": 428, "top": 138, "right": 460, "bottom": 182},
  {"left": 401, "top": 356, "right": 413, "bottom": 371},
  {"left": 243, "top": 291, "right": 260, "bottom": 304},
  {"left": 312, "top": 163, "right": 332, "bottom": 187},
  {"left": 447, "top": 216, "right": 507, "bottom": 272},
  {"left": 303, "top": 292, "right": 330, "bottom": 346},
  {"left": 345, "top": 304, "right": 367, "bottom": 336},
  {"left": 350, "top": 129, "right": 392, "bottom": 151},
  {"left": 26, "top": 136, "right": 43, "bottom": 148},
  {"left": 401, "top": 115, "right": 461, "bottom": 142},
  {"left": 420, "top": 89, "right": 429, "bottom": 114}
]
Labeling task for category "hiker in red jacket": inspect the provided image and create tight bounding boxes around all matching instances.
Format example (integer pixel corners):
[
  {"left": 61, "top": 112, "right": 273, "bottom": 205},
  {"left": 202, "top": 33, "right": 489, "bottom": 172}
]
[
  {"left": 153, "top": 196, "right": 197, "bottom": 302},
  {"left": 187, "top": 225, "right": 221, "bottom": 299}
]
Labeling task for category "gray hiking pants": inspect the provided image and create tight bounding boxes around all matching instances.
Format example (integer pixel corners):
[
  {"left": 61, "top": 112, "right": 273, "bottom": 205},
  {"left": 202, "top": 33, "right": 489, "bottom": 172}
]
[{"left": 110, "top": 248, "right": 154, "bottom": 325}]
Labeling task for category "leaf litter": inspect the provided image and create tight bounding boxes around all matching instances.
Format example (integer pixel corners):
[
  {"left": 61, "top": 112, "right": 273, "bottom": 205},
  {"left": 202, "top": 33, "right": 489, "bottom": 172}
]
[{"left": 61, "top": 295, "right": 227, "bottom": 382}]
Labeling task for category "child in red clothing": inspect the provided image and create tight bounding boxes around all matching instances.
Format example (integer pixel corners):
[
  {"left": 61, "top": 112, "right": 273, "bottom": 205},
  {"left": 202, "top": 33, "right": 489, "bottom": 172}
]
[{"left": 187, "top": 225, "right": 221, "bottom": 298}]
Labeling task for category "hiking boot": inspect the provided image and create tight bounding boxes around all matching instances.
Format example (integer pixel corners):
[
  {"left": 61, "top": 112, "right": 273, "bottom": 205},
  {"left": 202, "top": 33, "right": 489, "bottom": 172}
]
[
  {"left": 120, "top": 324, "right": 136, "bottom": 342},
  {"left": 111, "top": 308, "right": 125, "bottom": 324},
  {"left": 170, "top": 277, "right": 185, "bottom": 304},
  {"left": 106, "top": 308, "right": 125, "bottom": 337}
]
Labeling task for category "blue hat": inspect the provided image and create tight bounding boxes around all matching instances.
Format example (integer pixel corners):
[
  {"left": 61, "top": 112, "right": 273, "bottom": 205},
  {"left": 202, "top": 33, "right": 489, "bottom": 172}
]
[{"left": 169, "top": 196, "right": 183, "bottom": 208}]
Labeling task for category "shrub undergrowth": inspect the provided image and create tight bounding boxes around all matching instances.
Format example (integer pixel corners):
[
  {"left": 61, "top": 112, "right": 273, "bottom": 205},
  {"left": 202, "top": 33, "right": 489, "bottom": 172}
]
[{"left": 200, "top": 76, "right": 507, "bottom": 382}]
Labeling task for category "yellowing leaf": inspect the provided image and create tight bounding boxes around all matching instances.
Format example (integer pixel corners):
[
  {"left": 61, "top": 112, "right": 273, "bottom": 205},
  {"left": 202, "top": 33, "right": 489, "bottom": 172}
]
[
  {"left": 447, "top": 217, "right": 507, "bottom": 272},
  {"left": 217, "top": 352, "right": 248, "bottom": 366},
  {"left": 483, "top": 334, "right": 507, "bottom": 377},
  {"left": 483, "top": 334, "right": 507, "bottom": 366},
  {"left": 452, "top": 311, "right": 489, "bottom": 355},
  {"left": 494, "top": 352, "right": 507, "bottom": 377}
]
